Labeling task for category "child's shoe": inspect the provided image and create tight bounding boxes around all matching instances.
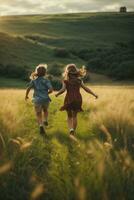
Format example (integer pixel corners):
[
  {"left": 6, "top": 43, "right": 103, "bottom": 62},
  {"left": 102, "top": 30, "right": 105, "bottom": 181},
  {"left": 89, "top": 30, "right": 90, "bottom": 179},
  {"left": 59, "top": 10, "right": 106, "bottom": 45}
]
[
  {"left": 39, "top": 126, "right": 46, "bottom": 135},
  {"left": 70, "top": 128, "right": 75, "bottom": 135},
  {"left": 44, "top": 121, "right": 48, "bottom": 126}
]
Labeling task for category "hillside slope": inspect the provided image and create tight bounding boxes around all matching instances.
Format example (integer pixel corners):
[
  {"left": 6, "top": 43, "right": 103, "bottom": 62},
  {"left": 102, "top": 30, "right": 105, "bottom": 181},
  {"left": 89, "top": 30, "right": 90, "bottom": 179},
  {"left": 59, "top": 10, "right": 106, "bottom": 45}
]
[
  {"left": 0, "top": 12, "right": 134, "bottom": 80},
  {"left": 0, "top": 32, "right": 81, "bottom": 66},
  {"left": 0, "top": 32, "right": 53, "bottom": 66},
  {"left": 0, "top": 12, "right": 134, "bottom": 49}
]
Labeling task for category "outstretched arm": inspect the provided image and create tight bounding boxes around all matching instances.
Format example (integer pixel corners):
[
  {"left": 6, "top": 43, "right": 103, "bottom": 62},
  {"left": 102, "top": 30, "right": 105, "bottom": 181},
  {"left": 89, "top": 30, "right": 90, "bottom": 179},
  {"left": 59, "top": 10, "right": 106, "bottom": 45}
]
[
  {"left": 81, "top": 81, "right": 98, "bottom": 99},
  {"left": 25, "top": 87, "right": 32, "bottom": 101},
  {"left": 46, "top": 80, "right": 53, "bottom": 94},
  {"left": 55, "top": 82, "right": 66, "bottom": 97}
]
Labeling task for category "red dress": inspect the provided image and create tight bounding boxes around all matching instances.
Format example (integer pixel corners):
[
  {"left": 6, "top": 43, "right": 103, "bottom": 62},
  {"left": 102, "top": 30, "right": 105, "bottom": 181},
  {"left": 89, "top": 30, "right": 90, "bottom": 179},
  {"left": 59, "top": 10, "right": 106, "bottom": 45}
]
[{"left": 60, "top": 79, "right": 83, "bottom": 112}]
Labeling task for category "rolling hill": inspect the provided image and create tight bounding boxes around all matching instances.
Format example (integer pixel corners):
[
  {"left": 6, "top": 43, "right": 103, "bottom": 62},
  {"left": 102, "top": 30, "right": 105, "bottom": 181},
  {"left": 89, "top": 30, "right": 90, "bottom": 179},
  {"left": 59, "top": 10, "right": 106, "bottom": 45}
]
[
  {"left": 0, "top": 13, "right": 134, "bottom": 199},
  {"left": 0, "top": 12, "right": 134, "bottom": 81}
]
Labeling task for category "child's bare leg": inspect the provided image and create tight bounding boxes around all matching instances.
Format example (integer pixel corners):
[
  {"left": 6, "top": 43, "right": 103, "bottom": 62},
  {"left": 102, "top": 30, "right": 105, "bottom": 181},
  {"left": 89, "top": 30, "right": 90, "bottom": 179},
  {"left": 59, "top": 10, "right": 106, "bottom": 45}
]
[
  {"left": 35, "top": 105, "right": 43, "bottom": 126},
  {"left": 36, "top": 111, "right": 43, "bottom": 126},
  {"left": 67, "top": 117, "right": 73, "bottom": 129},
  {"left": 43, "top": 103, "right": 49, "bottom": 125},
  {"left": 35, "top": 105, "right": 46, "bottom": 134},
  {"left": 72, "top": 111, "right": 78, "bottom": 130},
  {"left": 43, "top": 109, "right": 48, "bottom": 122},
  {"left": 67, "top": 111, "right": 73, "bottom": 130},
  {"left": 36, "top": 111, "right": 46, "bottom": 134}
]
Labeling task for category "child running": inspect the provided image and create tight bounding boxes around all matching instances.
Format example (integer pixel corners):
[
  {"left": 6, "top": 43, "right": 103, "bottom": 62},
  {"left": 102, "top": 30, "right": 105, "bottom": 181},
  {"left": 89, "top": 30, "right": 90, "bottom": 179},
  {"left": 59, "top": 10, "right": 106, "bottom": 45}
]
[
  {"left": 55, "top": 64, "right": 98, "bottom": 135},
  {"left": 25, "top": 64, "right": 53, "bottom": 135}
]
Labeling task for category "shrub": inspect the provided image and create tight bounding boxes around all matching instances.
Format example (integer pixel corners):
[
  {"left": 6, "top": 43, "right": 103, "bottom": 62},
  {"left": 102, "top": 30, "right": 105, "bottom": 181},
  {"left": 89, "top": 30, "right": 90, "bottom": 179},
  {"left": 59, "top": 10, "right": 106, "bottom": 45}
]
[
  {"left": 85, "top": 43, "right": 134, "bottom": 80},
  {"left": 87, "top": 57, "right": 104, "bottom": 72},
  {"left": 116, "top": 42, "right": 128, "bottom": 48},
  {"left": 25, "top": 35, "right": 40, "bottom": 41},
  {"left": 77, "top": 49, "right": 91, "bottom": 61},
  {"left": 54, "top": 48, "right": 70, "bottom": 58},
  {"left": 47, "top": 75, "right": 62, "bottom": 90},
  {"left": 0, "top": 63, "right": 6, "bottom": 75},
  {"left": 48, "top": 63, "right": 64, "bottom": 77},
  {"left": 0, "top": 63, "right": 29, "bottom": 80},
  {"left": 115, "top": 60, "right": 134, "bottom": 79}
]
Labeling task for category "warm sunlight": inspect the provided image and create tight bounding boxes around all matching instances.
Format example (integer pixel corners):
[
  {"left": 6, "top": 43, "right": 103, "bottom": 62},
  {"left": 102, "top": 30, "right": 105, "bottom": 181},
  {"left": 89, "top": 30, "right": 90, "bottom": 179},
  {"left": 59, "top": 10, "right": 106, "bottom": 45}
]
[{"left": 0, "top": 1, "right": 134, "bottom": 200}]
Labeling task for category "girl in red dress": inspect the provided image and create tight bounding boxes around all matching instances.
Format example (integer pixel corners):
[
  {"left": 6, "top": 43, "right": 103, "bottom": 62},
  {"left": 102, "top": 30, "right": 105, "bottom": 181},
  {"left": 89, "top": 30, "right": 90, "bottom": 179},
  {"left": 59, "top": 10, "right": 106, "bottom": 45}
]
[{"left": 55, "top": 64, "right": 98, "bottom": 135}]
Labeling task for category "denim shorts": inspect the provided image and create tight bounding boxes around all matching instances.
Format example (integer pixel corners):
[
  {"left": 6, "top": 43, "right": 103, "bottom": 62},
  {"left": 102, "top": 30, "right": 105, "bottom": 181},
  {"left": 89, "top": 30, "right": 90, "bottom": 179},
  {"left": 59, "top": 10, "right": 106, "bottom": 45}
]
[{"left": 34, "top": 102, "right": 50, "bottom": 113}]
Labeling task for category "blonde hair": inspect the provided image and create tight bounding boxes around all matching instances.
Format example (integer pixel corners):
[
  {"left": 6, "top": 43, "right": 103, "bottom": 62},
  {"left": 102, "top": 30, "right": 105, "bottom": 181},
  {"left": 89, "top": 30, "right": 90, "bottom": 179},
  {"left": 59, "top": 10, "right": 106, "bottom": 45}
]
[
  {"left": 63, "top": 64, "right": 86, "bottom": 80},
  {"left": 30, "top": 64, "right": 47, "bottom": 80}
]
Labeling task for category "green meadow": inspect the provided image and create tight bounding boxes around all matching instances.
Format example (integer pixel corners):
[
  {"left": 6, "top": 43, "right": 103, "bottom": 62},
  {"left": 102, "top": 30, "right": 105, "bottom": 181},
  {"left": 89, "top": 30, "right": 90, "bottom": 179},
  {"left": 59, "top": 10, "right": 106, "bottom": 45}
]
[
  {"left": 0, "top": 12, "right": 134, "bottom": 69},
  {"left": 0, "top": 86, "right": 134, "bottom": 200},
  {"left": 0, "top": 12, "right": 134, "bottom": 83},
  {"left": 0, "top": 12, "right": 134, "bottom": 200}
]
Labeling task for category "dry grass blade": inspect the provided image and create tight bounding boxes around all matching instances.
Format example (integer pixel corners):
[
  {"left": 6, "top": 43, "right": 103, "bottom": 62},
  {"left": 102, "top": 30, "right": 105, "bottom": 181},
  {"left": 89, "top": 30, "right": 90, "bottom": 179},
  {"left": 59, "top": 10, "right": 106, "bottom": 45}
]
[
  {"left": 69, "top": 135, "right": 79, "bottom": 143},
  {"left": 0, "top": 132, "right": 6, "bottom": 149},
  {"left": 31, "top": 183, "right": 45, "bottom": 200},
  {"left": 16, "top": 137, "right": 25, "bottom": 144},
  {"left": 20, "top": 141, "right": 32, "bottom": 151},
  {"left": 0, "top": 161, "right": 12, "bottom": 175},
  {"left": 104, "top": 142, "right": 113, "bottom": 149},
  {"left": 78, "top": 186, "right": 86, "bottom": 200},
  {"left": 9, "top": 138, "right": 21, "bottom": 146},
  {"left": 100, "top": 124, "right": 112, "bottom": 144}
]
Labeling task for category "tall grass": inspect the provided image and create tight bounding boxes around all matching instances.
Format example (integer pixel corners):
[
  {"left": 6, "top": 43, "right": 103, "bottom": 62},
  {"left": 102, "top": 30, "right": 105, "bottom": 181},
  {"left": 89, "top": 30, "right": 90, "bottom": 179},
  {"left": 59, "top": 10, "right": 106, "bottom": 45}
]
[{"left": 0, "top": 86, "right": 134, "bottom": 200}]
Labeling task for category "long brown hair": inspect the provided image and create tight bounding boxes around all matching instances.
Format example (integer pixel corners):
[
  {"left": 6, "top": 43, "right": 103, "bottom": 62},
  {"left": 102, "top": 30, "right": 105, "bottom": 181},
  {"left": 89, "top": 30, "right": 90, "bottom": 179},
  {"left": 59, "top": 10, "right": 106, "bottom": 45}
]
[
  {"left": 63, "top": 64, "right": 86, "bottom": 81},
  {"left": 30, "top": 64, "right": 47, "bottom": 80}
]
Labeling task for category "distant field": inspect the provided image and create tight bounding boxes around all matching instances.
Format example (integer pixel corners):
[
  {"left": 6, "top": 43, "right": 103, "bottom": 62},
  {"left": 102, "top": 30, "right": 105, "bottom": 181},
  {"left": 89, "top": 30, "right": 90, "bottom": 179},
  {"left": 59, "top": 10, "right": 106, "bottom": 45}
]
[
  {"left": 0, "top": 77, "right": 27, "bottom": 88},
  {"left": 1, "top": 72, "right": 133, "bottom": 90},
  {"left": 0, "top": 12, "right": 134, "bottom": 67},
  {"left": 1, "top": 12, "right": 134, "bottom": 47}
]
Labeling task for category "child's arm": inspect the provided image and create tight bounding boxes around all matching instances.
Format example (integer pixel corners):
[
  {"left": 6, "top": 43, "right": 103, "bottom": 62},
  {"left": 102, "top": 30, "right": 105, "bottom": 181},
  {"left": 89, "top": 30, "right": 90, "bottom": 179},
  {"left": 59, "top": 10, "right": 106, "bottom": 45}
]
[
  {"left": 48, "top": 88, "right": 53, "bottom": 94},
  {"left": 25, "top": 87, "right": 32, "bottom": 101},
  {"left": 55, "top": 82, "right": 66, "bottom": 97},
  {"left": 25, "top": 80, "right": 34, "bottom": 101},
  {"left": 46, "top": 80, "right": 53, "bottom": 94},
  {"left": 81, "top": 81, "right": 98, "bottom": 99}
]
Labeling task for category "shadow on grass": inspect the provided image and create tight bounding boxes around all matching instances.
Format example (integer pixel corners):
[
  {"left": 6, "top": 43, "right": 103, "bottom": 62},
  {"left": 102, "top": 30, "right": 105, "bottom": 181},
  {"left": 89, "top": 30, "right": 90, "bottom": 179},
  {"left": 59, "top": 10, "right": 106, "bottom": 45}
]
[
  {"left": 45, "top": 131, "right": 97, "bottom": 155},
  {"left": 46, "top": 131, "right": 71, "bottom": 145},
  {"left": 45, "top": 130, "right": 97, "bottom": 144}
]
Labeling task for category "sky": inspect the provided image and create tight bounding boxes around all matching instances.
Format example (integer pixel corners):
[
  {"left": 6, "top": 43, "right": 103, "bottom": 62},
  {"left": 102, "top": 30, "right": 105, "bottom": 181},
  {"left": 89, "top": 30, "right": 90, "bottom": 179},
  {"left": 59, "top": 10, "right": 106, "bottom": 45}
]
[{"left": 0, "top": 0, "right": 134, "bottom": 16}]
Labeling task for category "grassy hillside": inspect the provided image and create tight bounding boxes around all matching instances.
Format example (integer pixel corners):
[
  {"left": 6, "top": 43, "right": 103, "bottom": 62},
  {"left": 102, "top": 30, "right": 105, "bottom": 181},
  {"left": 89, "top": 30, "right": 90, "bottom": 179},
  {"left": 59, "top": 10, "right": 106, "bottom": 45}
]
[
  {"left": 0, "top": 32, "right": 52, "bottom": 66},
  {"left": 0, "top": 12, "right": 134, "bottom": 81},
  {"left": 0, "top": 32, "right": 81, "bottom": 67},
  {"left": 0, "top": 86, "right": 134, "bottom": 200},
  {"left": 1, "top": 12, "right": 134, "bottom": 49},
  {"left": 0, "top": 12, "right": 134, "bottom": 200}
]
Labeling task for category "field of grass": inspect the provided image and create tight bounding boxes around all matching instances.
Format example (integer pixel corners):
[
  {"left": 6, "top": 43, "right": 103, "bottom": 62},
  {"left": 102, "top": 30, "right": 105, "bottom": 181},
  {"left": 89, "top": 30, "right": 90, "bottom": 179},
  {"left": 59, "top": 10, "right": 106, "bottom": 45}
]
[
  {"left": 0, "top": 77, "right": 27, "bottom": 88},
  {"left": 0, "top": 86, "right": 134, "bottom": 200},
  {"left": 0, "top": 12, "right": 134, "bottom": 199}
]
